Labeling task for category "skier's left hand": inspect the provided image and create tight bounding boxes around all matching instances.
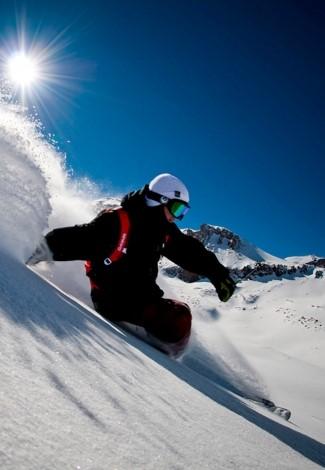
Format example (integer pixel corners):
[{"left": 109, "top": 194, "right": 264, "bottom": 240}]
[{"left": 213, "top": 275, "right": 236, "bottom": 302}]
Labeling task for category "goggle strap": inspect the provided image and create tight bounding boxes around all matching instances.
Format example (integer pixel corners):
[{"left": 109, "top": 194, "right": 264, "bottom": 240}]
[{"left": 146, "top": 189, "right": 169, "bottom": 204}]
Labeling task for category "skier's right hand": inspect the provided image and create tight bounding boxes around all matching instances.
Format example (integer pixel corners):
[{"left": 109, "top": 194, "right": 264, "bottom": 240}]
[{"left": 26, "top": 238, "right": 53, "bottom": 266}]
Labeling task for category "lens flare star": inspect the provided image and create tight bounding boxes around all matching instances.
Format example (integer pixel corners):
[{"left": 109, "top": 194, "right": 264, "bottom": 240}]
[
  {"left": 0, "top": 17, "right": 90, "bottom": 134},
  {"left": 7, "top": 52, "right": 40, "bottom": 87}
]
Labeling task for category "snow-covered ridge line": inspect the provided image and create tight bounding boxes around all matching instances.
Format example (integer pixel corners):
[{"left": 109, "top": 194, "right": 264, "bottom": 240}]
[
  {"left": 184, "top": 224, "right": 323, "bottom": 264},
  {"left": 162, "top": 224, "right": 325, "bottom": 283}
]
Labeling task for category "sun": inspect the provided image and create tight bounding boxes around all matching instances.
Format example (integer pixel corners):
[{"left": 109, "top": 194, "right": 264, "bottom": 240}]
[
  {"left": 0, "top": 22, "right": 88, "bottom": 126},
  {"left": 7, "top": 52, "right": 40, "bottom": 88}
]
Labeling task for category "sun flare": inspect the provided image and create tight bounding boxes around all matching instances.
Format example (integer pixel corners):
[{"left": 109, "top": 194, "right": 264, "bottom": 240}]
[
  {"left": 0, "top": 23, "right": 86, "bottom": 123},
  {"left": 7, "top": 52, "right": 39, "bottom": 87}
]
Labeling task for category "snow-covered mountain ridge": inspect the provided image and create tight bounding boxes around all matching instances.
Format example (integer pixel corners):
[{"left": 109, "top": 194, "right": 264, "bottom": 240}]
[{"left": 161, "top": 223, "right": 325, "bottom": 283}]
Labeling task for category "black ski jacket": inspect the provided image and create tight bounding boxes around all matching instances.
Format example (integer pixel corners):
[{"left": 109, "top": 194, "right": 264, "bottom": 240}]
[{"left": 45, "top": 188, "right": 230, "bottom": 320}]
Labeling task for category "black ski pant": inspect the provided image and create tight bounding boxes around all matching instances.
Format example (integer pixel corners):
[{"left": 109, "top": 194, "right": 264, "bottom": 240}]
[{"left": 92, "top": 294, "right": 192, "bottom": 344}]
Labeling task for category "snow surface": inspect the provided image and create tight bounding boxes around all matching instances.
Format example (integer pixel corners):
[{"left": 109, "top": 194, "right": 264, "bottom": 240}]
[{"left": 0, "top": 97, "right": 324, "bottom": 469}]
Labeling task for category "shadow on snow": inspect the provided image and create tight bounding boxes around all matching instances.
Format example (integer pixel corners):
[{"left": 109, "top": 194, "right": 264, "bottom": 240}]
[{"left": 1, "top": 254, "right": 324, "bottom": 467}]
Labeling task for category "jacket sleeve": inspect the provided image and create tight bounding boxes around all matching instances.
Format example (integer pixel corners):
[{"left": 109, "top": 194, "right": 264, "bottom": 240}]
[
  {"left": 162, "top": 224, "right": 230, "bottom": 282},
  {"left": 45, "top": 210, "right": 119, "bottom": 261}
]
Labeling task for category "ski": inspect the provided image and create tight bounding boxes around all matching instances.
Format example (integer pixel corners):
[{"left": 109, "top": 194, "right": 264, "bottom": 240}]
[{"left": 248, "top": 396, "right": 291, "bottom": 421}]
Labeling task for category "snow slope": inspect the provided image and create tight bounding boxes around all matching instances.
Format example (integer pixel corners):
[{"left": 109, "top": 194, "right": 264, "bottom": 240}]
[{"left": 0, "top": 97, "right": 324, "bottom": 469}]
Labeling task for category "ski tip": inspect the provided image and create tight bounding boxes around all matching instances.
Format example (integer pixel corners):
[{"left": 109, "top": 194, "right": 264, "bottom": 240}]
[{"left": 282, "top": 409, "right": 291, "bottom": 421}]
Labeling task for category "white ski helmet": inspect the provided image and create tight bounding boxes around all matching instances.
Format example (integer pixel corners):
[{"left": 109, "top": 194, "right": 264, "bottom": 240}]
[{"left": 145, "top": 173, "right": 190, "bottom": 207}]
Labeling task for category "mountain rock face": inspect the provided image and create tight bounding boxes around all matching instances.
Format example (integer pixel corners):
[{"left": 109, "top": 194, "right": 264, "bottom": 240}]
[
  {"left": 308, "top": 258, "right": 325, "bottom": 268},
  {"left": 185, "top": 224, "right": 240, "bottom": 250},
  {"left": 162, "top": 224, "right": 324, "bottom": 283}
]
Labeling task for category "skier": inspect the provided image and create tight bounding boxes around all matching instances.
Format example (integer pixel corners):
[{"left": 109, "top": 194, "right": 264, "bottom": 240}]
[{"left": 27, "top": 173, "right": 235, "bottom": 354}]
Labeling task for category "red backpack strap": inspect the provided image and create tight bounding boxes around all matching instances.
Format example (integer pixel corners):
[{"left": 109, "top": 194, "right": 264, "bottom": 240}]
[
  {"left": 85, "top": 208, "right": 131, "bottom": 284},
  {"left": 103, "top": 207, "right": 130, "bottom": 266}
]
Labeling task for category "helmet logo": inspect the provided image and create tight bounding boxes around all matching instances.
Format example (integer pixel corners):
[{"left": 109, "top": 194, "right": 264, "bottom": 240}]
[{"left": 174, "top": 190, "right": 181, "bottom": 198}]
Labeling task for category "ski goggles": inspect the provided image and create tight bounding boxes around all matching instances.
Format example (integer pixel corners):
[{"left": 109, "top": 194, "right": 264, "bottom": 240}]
[
  {"left": 146, "top": 188, "right": 190, "bottom": 220},
  {"left": 167, "top": 199, "right": 190, "bottom": 220}
]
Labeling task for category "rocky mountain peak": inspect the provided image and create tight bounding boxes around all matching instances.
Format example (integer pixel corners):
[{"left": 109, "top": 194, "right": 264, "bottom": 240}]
[{"left": 184, "top": 224, "right": 241, "bottom": 250}]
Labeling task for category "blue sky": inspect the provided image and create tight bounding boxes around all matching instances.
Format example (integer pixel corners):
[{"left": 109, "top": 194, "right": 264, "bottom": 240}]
[{"left": 1, "top": 0, "right": 324, "bottom": 258}]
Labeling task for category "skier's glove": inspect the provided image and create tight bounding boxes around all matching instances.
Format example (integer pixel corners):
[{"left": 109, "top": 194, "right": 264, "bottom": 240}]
[
  {"left": 26, "top": 238, "right": 53, "bottom": 266},
  {"left": 213, "top": 276, "right": 236, "bottom": 302}
]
